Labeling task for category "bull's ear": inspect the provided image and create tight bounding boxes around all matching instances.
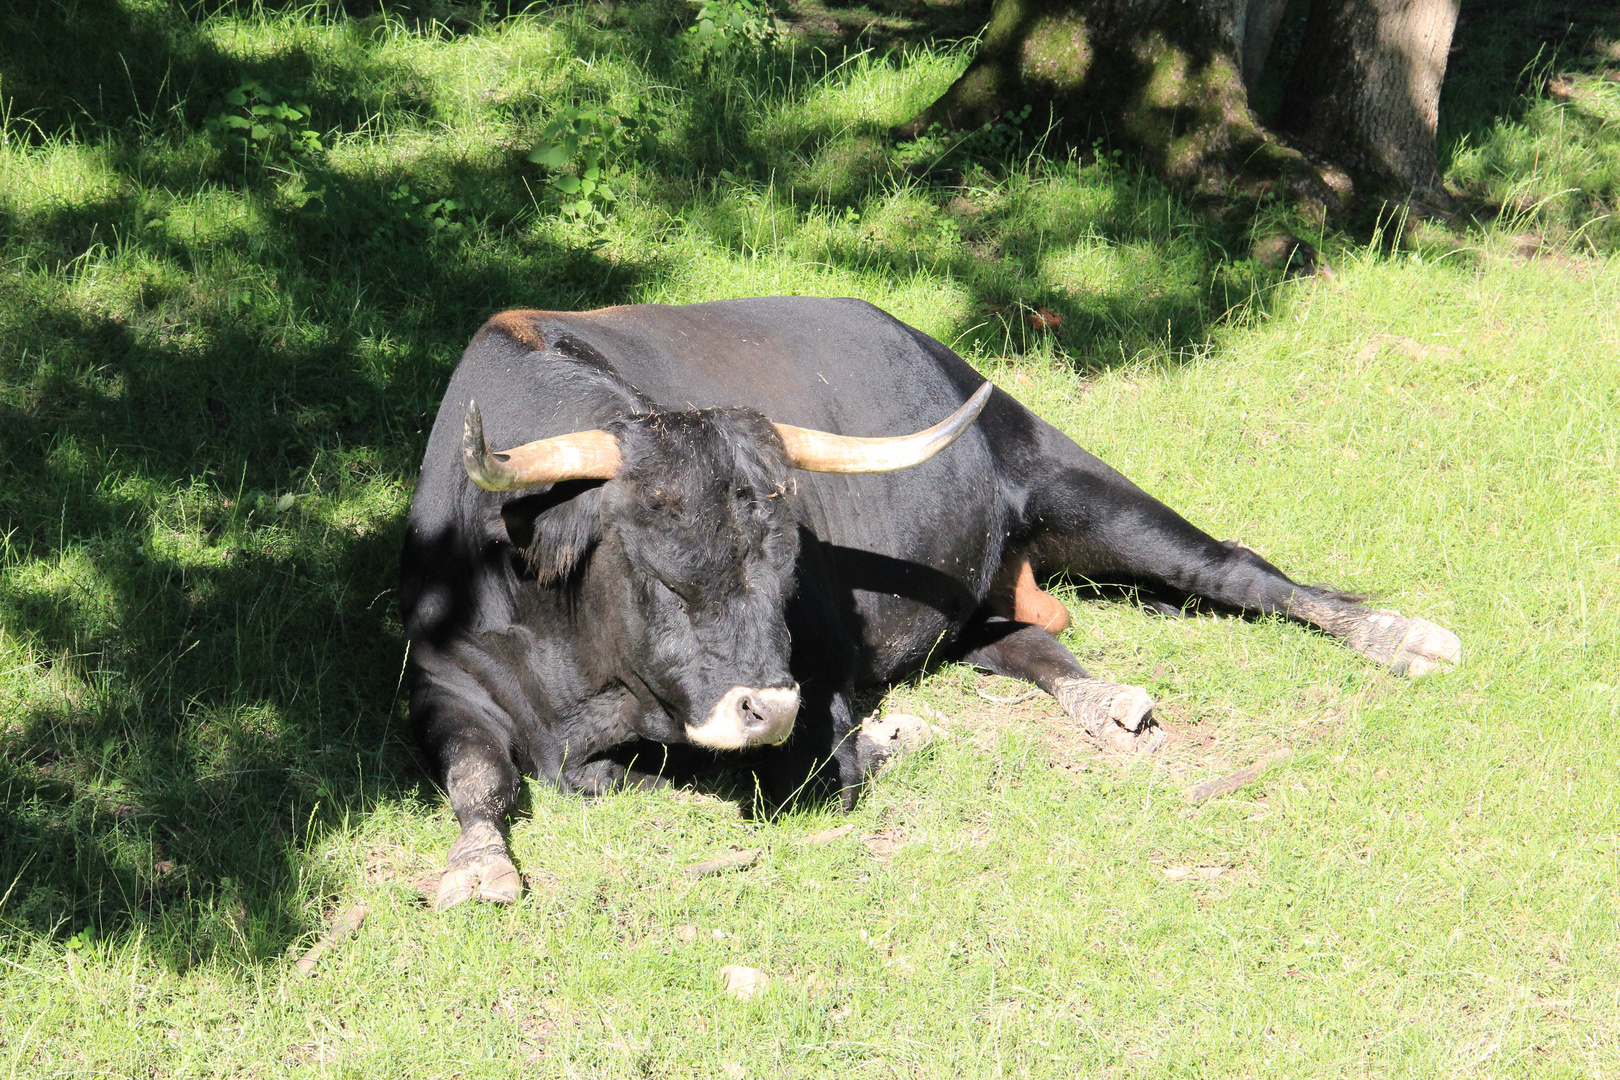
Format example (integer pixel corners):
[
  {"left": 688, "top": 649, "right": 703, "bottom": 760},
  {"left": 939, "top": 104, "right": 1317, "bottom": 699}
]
[{"left": 499, "top": 481, "right": 606, "bottom": 584}]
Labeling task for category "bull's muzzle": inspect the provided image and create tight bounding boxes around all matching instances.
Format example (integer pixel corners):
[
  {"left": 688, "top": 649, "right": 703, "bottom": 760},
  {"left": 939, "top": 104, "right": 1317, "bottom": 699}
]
[{"left": 685, "top": 685, "right": 800, "bottom": 750}]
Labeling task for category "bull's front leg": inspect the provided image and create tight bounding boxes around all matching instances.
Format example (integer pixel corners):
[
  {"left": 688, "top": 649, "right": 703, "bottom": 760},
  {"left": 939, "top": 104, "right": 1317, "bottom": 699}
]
[
  {"left": 432, "top": 733, "right": 525, "bottom": 910},
  {"left": 413, "top": 663, "right": 526, "bottom": 909}
]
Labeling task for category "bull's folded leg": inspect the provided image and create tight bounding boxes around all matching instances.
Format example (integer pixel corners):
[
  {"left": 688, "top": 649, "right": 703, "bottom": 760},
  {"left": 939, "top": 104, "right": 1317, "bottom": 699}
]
[
  {"left": 560, "top": 756, "right": 632, "bottom": 797},
  {"left": 952, "top": 617, "right": 1163, "bottom": 752},
  {"left": 750, "top": 681, "right": 862, "bottom": 810},
  {"left": 856, "top": 712, "right": 935, "bottom": 776},
  {"left": 434, "top": 737, "right": 525, "bottom": 910},
  {"left": 1050, "top": 676, "right": 1163, "bottom": 750},
  {"left": 437, "top": 819, "right": 523, "bottom": 909}
]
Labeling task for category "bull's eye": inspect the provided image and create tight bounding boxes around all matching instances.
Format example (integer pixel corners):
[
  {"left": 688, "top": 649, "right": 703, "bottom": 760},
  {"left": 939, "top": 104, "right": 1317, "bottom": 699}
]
[{"left": 655, "top": 576, "right": 697, "bottom": 613}]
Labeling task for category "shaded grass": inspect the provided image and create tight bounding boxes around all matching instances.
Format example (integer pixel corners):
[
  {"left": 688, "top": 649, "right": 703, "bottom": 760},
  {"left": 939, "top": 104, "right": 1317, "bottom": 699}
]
[
  {"left": 1443, "top": 0, "right": 1620, "bottom": 249},
  {"left": 0, "top": 1, "right": 1618, "bottom": 1076}
]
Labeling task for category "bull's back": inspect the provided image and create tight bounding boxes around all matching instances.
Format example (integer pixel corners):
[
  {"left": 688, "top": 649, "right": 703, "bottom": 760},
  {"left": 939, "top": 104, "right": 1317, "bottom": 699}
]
[{"left": 511, "top": 298, "right": 976, "bottom": 429}]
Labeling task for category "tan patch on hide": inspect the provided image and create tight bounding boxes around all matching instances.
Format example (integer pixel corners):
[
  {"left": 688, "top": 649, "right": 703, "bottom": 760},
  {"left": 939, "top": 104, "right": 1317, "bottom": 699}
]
[
  {"left": 480, "top": 309, "right": 549, "bottom": 351},
  {"left": 1012, "top": 556, "right": 1070, "bottom": 632}
]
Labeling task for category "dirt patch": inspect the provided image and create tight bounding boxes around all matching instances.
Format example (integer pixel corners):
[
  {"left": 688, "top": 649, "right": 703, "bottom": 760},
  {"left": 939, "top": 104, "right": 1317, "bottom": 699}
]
[
  {"left": 364, "top": 844, "right": 433, "bottom": 885},
  {"left": 493, "top": 994, "right": 560, "bottom": 1065},
  {"left": 1352, "top": 332, "right": 1463, "bottom": 367},
  {"left": 861, "top": 828, "right": 906, "bottom": 862},
  {"left": 1501, "top": 232, "right": 1592, "bottom": 277},
  {"left": 898, "top": 673, "right": 1394, "bottom": 795}
]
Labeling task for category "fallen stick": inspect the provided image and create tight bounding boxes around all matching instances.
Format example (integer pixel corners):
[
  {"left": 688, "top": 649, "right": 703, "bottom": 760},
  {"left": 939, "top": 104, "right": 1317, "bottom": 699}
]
[
  {"left": 798, "top": 826, "right": 853, "bottom": 848},
  {"left": 1183, "top": 748, "right": 1293, "bottom": 804},
  {"left": 683, "top": 849, "right": 760, "bottom": 879},
  {"left": 295, "top": 903, "right": 369, "bottom": 976}
]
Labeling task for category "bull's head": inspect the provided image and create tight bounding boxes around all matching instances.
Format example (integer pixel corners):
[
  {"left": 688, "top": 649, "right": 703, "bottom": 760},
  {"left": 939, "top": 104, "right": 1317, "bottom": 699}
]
[{"left": 462, "top": 383, "right": 991, "bottom": 751}]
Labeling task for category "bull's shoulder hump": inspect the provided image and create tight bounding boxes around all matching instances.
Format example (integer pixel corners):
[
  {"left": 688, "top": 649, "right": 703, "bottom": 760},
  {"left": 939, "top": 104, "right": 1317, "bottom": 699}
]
[
  {"left": 473, "top": 304, "right": 680, "bottom": 352},
  {"left": 475, "top": 309, "right": 553, "bottom": 352}
]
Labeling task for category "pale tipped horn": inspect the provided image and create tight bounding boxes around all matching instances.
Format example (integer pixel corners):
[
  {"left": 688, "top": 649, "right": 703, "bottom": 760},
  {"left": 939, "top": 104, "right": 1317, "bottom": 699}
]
[
  {"left": 462, "top": 399, "right": 622, "bottom": 492},
  {"left": 773, "top": 381, "right": 993, "bottom": 474}
]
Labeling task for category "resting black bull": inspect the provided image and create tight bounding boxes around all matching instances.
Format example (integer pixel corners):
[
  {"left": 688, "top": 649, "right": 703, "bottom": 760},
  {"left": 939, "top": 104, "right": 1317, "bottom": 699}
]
[{"left": 401, "top": 297, "right": 1460, "bottom": 908}]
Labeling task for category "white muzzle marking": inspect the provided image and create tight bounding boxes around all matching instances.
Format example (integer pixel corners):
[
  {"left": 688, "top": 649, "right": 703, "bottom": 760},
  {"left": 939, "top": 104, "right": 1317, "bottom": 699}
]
[{"left": 685, "top": 685, "right": 801, "bottom": 750}]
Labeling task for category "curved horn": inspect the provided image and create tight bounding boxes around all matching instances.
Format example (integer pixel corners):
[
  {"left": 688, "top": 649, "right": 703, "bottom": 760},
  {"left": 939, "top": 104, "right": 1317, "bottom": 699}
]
[
  {"left": 773, "top": 381, "right": 993, "bottom": 474},
  {"left": 462, "top": 399, "right": 622, "bottom": 492}
]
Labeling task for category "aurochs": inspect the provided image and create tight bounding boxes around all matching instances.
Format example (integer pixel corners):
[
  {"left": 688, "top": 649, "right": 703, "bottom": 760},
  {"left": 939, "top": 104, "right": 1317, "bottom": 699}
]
[{"left": 401, "top": 297, "right": 1460, "bottom": 908}]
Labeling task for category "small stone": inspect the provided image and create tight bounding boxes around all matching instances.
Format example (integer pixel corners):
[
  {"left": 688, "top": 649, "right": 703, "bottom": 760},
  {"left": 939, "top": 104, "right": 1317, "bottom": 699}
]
[
  {"left": 720, "top": 965, "right": 769, "bottom": 1000},
  {"left": 1251, "top": 232, "right": 1333, "bottom": 279}
]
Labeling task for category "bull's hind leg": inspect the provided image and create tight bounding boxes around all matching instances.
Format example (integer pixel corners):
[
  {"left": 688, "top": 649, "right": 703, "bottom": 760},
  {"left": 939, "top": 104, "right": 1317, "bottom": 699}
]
[
  {"left": 954, "top": 614, "right": 1164, "bottom": 752},
  {"left": 1019, "top": 451, "right": 1462, "bottom": 677}
]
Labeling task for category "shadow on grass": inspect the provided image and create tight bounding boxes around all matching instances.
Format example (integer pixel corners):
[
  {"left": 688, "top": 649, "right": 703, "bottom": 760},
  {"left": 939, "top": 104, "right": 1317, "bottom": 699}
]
[
  {"left": 1437, "top": 0, "right": 1620, "bottom": 172},
  {"left": 0, "top": 147, "right": 649, "bottom": 967},
  {"left": 0, "top": 0, "right": 451, "bottom": 147}
]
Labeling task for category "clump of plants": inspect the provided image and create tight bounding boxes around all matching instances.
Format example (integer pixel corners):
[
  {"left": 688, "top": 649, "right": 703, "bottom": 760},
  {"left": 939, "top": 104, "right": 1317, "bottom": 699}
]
[
  {"left": 684, "top": 0, "right": 780, "bottom": 65},
  {"left": 205, "top": 78, "right": 324, "bottom": 171},
  {"left": 527, "top": 101, "right": 663, "bottom": 223}
]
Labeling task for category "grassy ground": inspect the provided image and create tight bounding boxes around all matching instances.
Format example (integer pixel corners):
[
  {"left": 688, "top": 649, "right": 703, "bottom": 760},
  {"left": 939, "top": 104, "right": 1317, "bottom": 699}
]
[{"left": 1, "top": 2, "right": 1617, "bottom": 1076}]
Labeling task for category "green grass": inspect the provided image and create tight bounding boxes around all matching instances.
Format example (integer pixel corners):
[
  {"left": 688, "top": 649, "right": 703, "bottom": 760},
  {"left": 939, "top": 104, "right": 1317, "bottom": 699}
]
[{"left": 2, "top": 2, "right": 1618, "bottom": 1076}]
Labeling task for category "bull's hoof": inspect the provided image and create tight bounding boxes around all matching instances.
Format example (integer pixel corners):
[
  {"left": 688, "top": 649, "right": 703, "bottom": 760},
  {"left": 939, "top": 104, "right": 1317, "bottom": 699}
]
[
  {"left": 857, "top": 712, "right": 934, "bottom": 776},
  {"left": 1052, "top": 677, "right": 1162, "bottom": 752},
  {"left": 435, "top": 821, "right": 523, "bottom": 911},
  {"left": 1346, "top": 610, "right": 1462, "bottom": 678}
]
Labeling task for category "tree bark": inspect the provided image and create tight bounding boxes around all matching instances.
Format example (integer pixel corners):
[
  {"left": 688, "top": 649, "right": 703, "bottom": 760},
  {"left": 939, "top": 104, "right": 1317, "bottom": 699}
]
[
  {"left": 896, "top": 0, "right": 1345, "bottom": 207},
  {"left": 1279, "top": 0, "right": 1460, "bottom": 200},
  {"left": 900, "top": 0, "right": 1460, "bottom": 209}
]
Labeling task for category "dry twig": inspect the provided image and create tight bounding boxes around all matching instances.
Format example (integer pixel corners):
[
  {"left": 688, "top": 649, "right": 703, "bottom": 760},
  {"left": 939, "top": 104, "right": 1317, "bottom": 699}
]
[
  {"left": 1183, "top": 748, "right": 1293, "bottom": 804},
  {"left": 294, "top": 904, "right": 369, "bottom": 976},
  {"left": 683, "top": 849, "right": 760, "bottom": 878}
]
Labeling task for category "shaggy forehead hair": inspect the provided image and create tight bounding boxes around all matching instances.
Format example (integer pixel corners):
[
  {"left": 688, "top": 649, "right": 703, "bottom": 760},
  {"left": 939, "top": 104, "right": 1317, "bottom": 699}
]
[{"left": 607, "top": 407, "right": 796, "bottom": 587}]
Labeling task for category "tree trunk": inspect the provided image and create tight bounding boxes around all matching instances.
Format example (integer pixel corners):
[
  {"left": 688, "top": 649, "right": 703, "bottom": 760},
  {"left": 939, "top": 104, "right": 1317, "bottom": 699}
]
[
  {"left": 1241, "top": 0, "right": 1291, "bottom": 98},
  {"left": 1280, "top": 0, "right": 1460, "bottom": 200},
  {"left": 896, "top": 0, "right": 1345, "bottom": 207}
]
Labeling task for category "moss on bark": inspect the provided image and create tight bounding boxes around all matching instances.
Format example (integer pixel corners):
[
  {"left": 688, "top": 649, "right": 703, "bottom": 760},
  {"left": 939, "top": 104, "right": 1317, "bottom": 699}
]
[{"left": 898, "top": 0, "right": 1348, "bottom": 211}]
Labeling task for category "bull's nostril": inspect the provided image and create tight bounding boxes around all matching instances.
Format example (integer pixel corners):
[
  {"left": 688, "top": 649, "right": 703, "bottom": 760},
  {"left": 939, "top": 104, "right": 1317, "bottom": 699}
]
[{"left": 739, "top": 695, "right": 767, "bottom": 730}]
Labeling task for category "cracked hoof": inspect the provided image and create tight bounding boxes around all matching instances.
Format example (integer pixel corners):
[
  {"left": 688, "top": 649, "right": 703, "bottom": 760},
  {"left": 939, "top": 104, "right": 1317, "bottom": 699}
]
[
  {"left": 1053, "top": 677, "right": 1162, "bottom": 752},
  {"left": 1347, "top": 610, "right": 1462, "bottom": 678},
  {"left": 435, "top": 821, "right": 523, "bottom": 911},
  {"left": 857, "top": 713, "right": 934, "bottom": 776}
]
